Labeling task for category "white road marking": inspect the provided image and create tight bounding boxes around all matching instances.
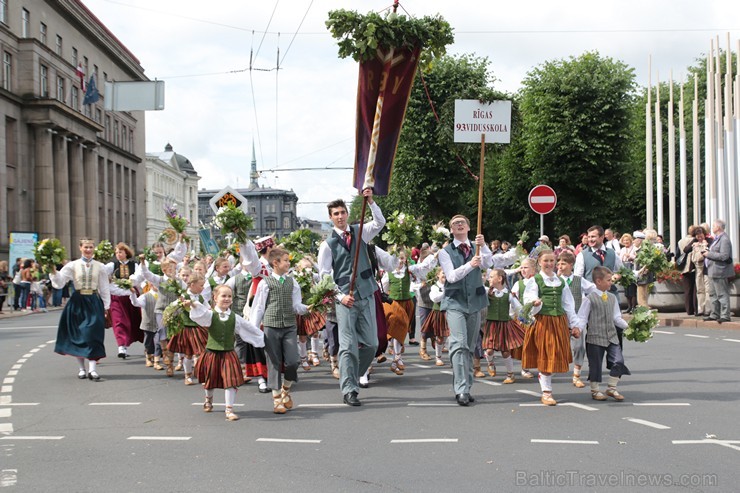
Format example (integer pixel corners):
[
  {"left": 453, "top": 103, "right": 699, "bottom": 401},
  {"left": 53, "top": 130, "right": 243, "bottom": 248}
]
[
  {"left": 531, "top": 439, "right": 599, "bottom": 445},
  {"left": 633, "top": 403, "right": 691, "bottom": 407},
  {"left": 564, "top": 402, "right": 599, "bottom": 411},
  {"left": 256, "top": 438, "right": 321, "bottom": 444},
  {"left": 28, "top": 349, "right": 40, "bottom": 354},
  {"left": 653, "top": 330, "right": 675, "bottom": 334},
  {"left": 723, "top": 339, "right": 740, "bottom": 343},
  {"left": 10, "top": 365, "right": 21, "bottom": 370},
  {"left": 391, "top": 438, "right": 458, "bottom": 443},
  {"left": 89, "top": 402, "right": 141, "bottom": 406},
  {"left": 0, "top": 436, "right": 63, "bottom": 440},
  {"left": 685, "top": 334, "right": 709, "bottom": 339},
  {"left": 476, "top": 379, "right": 502, "bottom": 387},
  {"left": 127, "top": 436, "right": 191, "bottom": 441},
  {"left": 15, "top": 359, "right": 26, "bottom": 364},
  {"left": 625, "top": 418, "right": 671, "bottom": 430},
  {"left": 520, "top": 403, "right": 546, "bottom": 407},
  {"left": 0, "top": 409, "right": 10, "bottom": 418},
  {"left": 0, "top": 387, "right": 11, "bottom": 394},
  {"left": 673, "top": 439, "right": 740, "bottom": 452},
  {"left": 6, "top": 372, "right": 17, "bottom": 377},
  {"left": 2, "top": 379, "right": 14, "bottom": 385},
  {"left": 412, "top": 364, "right": 433, "bottom": 369},
  {"left": 407, "top": 403, "right": 458, "bottom": 407},
  {"left": 0, "top": 397, "right": 8, "bottom": 405},
  {"left": 0, "top": 424, "right": 13, "bottom": 435},
  {"left": 190, "top": 403, "right": 244, "bottom": 407},
  {"left": 3, "top": 403, "right": 38, "bottom": 406},
  {"left": 46, "top": 339, "right": 55, "bottom": 344},
  {"left": 296, "top": 404, "right": 346, "bottom": 408},
  {"left": 439, "top": 370, "right": 453, "bottom": 375},
  {"left": 0, "top": 469, "right": 17, "bottom": 487},
  {"left": 38, "top": 344, "right": 47, "bottom": 348},
  {"left": 516, "top": 389, "right": 542, "bottom": 397},
  {"left": 21, "top": 354, "right": 33, "bottom": 358}
]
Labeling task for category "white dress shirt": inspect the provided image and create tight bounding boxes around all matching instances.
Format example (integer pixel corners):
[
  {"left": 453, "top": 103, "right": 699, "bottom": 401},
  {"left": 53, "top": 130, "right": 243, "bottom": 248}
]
[
  {"left": 437, "top": 238, "right": 493, "bottom": 284},
  {"left": 188, "top": 302, "right": 265, "bottom": 348}
]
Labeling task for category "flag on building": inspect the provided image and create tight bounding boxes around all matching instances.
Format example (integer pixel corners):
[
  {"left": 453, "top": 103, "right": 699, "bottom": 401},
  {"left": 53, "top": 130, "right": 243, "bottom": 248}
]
[
  {"left": 83, "top": 75, "right": 99, "bottom": 105},
  {"left": 75, "top": 63, "right": 85, "bottom": 91},
  {"left": 353, "top": 46, "right": 421, "bottom": 196}
]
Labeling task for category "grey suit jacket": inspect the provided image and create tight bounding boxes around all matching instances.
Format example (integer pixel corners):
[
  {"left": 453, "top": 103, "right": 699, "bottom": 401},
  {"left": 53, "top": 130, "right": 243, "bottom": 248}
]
[{"left": 705, "top": 232, "right": 734, "bottom": 278}]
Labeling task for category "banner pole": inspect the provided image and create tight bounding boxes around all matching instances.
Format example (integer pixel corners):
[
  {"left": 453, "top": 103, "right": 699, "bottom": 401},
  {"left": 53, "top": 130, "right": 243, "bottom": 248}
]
[
  {"left": 476, "top": 133, "right": 485, "bottom": 256},
  {"left": 348, "top": 195, "right": 368, "bottom": 297}
]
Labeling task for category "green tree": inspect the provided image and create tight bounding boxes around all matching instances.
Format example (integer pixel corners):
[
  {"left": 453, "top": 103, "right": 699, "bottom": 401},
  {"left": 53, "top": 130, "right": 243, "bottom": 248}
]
[{"left": 516, "top": 51, "right": 637, "bottom": 240}]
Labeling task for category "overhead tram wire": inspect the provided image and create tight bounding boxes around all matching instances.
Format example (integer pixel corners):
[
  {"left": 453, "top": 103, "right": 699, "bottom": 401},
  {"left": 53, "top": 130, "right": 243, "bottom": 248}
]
[{"left": 278, "top": 0, "right": 315, "bottom": 67}]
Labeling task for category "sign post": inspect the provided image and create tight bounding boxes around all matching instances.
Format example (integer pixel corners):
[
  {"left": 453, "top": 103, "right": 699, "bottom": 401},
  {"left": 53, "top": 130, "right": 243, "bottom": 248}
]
[
  {"left": 454, "top": 100, "right": 512, "bottom": 254},
  {"left": 528, "top": 185, "right": 557, "bottom": 238}
]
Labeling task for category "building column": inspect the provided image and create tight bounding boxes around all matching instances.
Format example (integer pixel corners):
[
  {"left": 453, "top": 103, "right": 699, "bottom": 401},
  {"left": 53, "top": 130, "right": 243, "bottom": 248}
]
[
  {"left": 99, "top": 156, "right": 107, "bottom": 241},
  {"left": 68, "top": 139, "right": 85, "bottom": 244},
  {"left": 34, "top": 126, "right": 55, "bottom": 239},
  {"left": 83, "top": 146, "right": 99, "bottom": 241},
  {"left": 53, "top": 135, "right": 71, "bottom": 252}
]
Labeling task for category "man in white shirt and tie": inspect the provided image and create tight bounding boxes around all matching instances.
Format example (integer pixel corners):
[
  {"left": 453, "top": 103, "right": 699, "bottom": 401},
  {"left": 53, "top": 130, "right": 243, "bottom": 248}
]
[
  {"left": 317, "top": 189, "right": 385, "bottom": 406},
  {"left": 437, "top": 215, "right": 493, "bottom": 406}
]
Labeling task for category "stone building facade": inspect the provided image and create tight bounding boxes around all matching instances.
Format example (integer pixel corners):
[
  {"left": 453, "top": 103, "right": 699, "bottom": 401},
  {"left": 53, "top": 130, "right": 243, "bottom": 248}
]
[{"left": 0, "top": 0, "right": 147, "bottom": 258}]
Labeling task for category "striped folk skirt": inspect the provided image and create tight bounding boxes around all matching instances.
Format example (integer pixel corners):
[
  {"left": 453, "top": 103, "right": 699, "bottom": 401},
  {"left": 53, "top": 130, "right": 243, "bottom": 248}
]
[
  {"left": 168, "top": 325, "right": 208, "bottom": 356},
  {"left": 420, "top": 309, "right": 449, "bottom": 339},
  {"left": 195, "top": 349, "right": 245, "bottom": 389},
  {"left": 296, "top": 311, "right": 325, "bottom": 337},
  {"left": 521, "top": 314, "right": 573, "bottom": 373},
  {"left": 482, "top": 319, "right": 526, "bottom": 352}
]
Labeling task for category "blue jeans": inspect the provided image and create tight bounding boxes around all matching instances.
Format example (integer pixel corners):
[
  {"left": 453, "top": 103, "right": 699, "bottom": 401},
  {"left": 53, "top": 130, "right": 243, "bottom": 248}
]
[
  {"left": 52, "top": 288, "right": 63, "bottom": 307},
  {"left": 36, "top": 293, "right": 46, "bottom": 309},
  {"left": 18, "top": 282, "right": 31, "bottom": 309}
]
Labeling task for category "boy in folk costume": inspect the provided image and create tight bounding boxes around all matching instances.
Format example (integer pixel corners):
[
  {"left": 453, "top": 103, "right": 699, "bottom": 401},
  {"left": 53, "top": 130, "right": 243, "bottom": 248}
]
[
  {"left": 129, "top": 284, "right": 159, "bottom": 368},
  {"left": 168, "top": 272, "right": 209, "bottom": 385},
  {"left": 250, "top": 247, "right": 309, "bottom": 414},
  {"left": 521, "top": 250, "right": 581, "bottom": 406},
  {"left": 556, "top": 250, "right": 596, "bottom": 389},
  {"left": 50, "top": 238, "right": 111, "bottom": 381},
  {"left": 246, "top": 235, "right": 276, "bottom": 393},
  {"left": 186, "top": 285, "right": 265, "bottom": 421},
  {"left": 576, "top": 267, "right": 631, "bottom": 401},
  {"left": 103, "top": 242, "right": 143, "bottom": 360}
]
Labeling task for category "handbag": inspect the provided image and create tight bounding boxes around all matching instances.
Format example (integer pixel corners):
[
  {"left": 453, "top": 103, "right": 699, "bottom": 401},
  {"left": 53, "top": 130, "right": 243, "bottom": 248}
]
[{"left": 675, "top": 251, "right": 688, "bottom": 270}]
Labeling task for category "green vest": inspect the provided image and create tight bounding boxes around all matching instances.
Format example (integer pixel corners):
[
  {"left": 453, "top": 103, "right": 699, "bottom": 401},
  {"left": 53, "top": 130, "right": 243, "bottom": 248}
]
[
  {"left": 440, "top": 242, "right": 488, "bottom": 313},
  {"left": 534, "top": 274, "right": 565, "bottom": 316},
  {"left": 207, "top": 311, "right": 236, "bottom": 351},
  {"left": 262, "top": 276, "right": 296, "bottom": 328},
  {"left": 232, "top": 273, "right": 250, "bottom": 314},
  {"left": 326, "top": 225, "right": 377, "bottom": 301},
  {"left": 181, "top": 294, "right": 204, "bottom": 327},
  {"left": 486, "top": 292, "right": 511, "bottom": 321},
  {"left": 388, "top": 270, "right": 411, "bottom": 301},
  {"left": 517, "top": 279, "right": 526, "bottom": 300},
  {"left": 568, "top": 276, "right": 583, "bottom": 313},
  {"left": 208, "top": 274, "right": 229, "bottom": 290}
]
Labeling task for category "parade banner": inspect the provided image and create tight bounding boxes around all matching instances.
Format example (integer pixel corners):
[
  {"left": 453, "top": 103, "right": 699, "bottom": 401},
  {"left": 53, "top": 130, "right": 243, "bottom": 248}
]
[
  {"left": 198, "top": 228, "right": 220, "bottom": 256},
  {"left": 353, "top": 46, "right": 421, "bottom": 196}
]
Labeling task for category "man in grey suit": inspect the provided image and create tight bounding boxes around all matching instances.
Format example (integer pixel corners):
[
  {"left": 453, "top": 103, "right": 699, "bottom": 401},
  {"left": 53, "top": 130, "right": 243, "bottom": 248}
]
[{"left": 702, "top": 219, "right": 734, "bottom": 323}]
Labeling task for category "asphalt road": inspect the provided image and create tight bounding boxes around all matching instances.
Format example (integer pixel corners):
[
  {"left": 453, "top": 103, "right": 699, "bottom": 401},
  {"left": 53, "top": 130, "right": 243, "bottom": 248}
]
[{"left": 1, "top": 312, "right": 739, "bottom": 492}]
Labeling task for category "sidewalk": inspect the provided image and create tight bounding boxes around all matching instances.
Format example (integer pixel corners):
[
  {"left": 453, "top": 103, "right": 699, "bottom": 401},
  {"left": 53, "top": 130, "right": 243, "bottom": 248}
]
[{"left": 0, "top": 306, "right": 64, "bottom": 320}]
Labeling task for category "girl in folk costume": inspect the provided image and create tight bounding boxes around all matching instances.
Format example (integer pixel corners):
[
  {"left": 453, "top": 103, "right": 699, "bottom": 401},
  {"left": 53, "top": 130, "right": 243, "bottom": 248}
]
[
  {"left": 129, "top": 284, "right": 159, "bottom": 368},
  {"left": 191, "top": 261, "right": 212, "bottom": 303},
  {"left": 139, "top": 256, "right": 184, "bottom": 377},
  {"left": 521, "top": 250, "right": 581, "bottom": 406},
  {"left": 168, "top": 272, "right": 209, "bottom": 385},
  {"left": 50, "top": 238, "right": 111, "bottom": 381},
  {"left": 511, "top": 257, "right": 537, "bottom": 379},
  {"left": 381, "top": 247, "right": 437, "bottom": 373},
  {"left": 246, "top": 236, "right": 276, "bottom": 393},
  {"left": 186, "top": 285, "right": 265, "bottom": 421},
  {"left": 482, "top": 269, "right": 526, "bottom": 384},
  {"left": 104, "top": 242, "right": 143, "bottom": 360},
  {"left": 423, "top": 267, "right": 450, "bottom": 367},
  {"left": 208, "top": 257, "right": 242, "bottom": 290},
  {"left": 147, "top": 236, "right": 187, "bottom": 276},
  {"left": 294, "top": 258, "right": 325, "bottom": 371}
]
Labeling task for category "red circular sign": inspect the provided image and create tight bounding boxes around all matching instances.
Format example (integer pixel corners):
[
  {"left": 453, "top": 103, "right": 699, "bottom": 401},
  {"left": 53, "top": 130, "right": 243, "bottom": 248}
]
[{"left": 528, "top": 185, "right": 557, "bottom": 215}]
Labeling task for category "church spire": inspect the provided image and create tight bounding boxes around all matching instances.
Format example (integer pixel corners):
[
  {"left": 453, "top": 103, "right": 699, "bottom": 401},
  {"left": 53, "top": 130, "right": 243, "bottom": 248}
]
[{"left": 249, "top": 139, "right": 259, "bottom": 189}]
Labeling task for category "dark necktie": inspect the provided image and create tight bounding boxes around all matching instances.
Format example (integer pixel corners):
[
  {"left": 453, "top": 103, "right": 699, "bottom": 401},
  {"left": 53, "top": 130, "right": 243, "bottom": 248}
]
[
  {"left": 594, "top": 249, "right": 605, "bottom": 264},
  {"left": 343, "top": 231, "right": 351, "bottom": 248},
  {"left": 459, "top": 242, "right": 470, "bottom": 260}
]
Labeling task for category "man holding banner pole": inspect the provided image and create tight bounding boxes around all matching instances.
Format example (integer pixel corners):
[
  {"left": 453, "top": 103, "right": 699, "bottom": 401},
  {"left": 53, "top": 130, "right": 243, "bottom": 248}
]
[{"left": 318, "top": 189, "right": 385, "bottom": 406}]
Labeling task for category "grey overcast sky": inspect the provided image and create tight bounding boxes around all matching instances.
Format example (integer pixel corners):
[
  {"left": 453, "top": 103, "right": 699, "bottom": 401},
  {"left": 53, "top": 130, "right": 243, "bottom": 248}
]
[{"left": 85, "top": 0, "right": 740, "bottom": 222}]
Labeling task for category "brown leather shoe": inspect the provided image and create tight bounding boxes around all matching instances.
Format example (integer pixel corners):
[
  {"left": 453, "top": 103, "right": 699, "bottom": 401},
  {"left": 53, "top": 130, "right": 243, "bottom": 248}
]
[
  {"left": 605, "top": 387, "right": 625, "bottom": 401},
  {"left": 540, "top": 394, "right": 557, "bottom": 406},
  {"left": 573, "top": 376, "right": 586, "bottom": 388},
  {"left": 591, "top": 391, "right": 607, "bottom": 401}
]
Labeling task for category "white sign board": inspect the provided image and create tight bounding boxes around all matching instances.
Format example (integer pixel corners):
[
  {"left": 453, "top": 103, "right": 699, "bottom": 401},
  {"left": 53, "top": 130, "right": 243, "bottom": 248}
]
[
  {"left": 104, "top": 80, "right": 165, "bottom": 111},
  {"left": 209, "top": 186, "right": 249, "bottom": 214},
  {"left": 453, "top": 100, "right": 512, "bottom": 143}
]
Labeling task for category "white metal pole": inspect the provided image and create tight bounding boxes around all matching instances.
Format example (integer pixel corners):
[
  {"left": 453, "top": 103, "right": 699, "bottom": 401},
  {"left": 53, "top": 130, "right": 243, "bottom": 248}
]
[
  {"left": 679, "top": 83, "right": 688, "bottom": 237},
  {"left": 656, "top": 75, "right": 664, "bottom": 235},
  {"left": 646, "top": 57, "right": 654, "bottom": 229},
  {"left": 668, "top": 76, "right": 677, "bottom": 253}
]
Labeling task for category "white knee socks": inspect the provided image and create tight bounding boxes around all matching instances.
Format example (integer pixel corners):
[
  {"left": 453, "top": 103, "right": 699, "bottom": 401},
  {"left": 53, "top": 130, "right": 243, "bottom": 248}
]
[
  {"left": 504, "top": 356, "right": 514, "bottom": 373},
  {"left": 88, "top": 360, "right": 97, "bottom": 373},
  {"left": 311, "top": 337, "right": 322, "bottom": 355},
  {"left": 298, "top": 342, "right": 308, "bottom": 359},
  {"left": 538, "top": 373, "right": 552, "bottom": 392},
  {"left": 225, "top": 388, "right": 236, "bottom": 407},
  {"left": 393, "top": 339, "right": 403, "bottom": 358},
  {"left": 182, "top": 357, "right": 193, "bottom": 374},
  {"left": 77, "top": 357, "right": 86, "bottom": 371},
  {"left": 435, "top": 343, "right": 442, "bottom": 359}
]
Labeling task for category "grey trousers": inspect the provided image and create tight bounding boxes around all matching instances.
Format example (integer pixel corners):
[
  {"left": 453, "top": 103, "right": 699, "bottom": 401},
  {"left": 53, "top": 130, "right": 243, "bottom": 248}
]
[
  {"left": 571, "top": 331, "right": 586, "bottom": 367},
  {"left": 336, "top": 296, "right": 378, "bottom": 395},
  {"left": 446, "top": 309, "right": 480, "bottom": 395},
  {"left": 707, "top": 277, "right": 731, "bottom": 320},
  {"left": 263, "top": 325, "right": 299, "bottom": 390}
]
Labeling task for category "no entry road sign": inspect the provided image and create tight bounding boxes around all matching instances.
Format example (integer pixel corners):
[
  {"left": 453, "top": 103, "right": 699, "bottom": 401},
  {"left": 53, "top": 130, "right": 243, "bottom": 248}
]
[{"left": 528, "top": 185, "right": 557, "bottom": 215}]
